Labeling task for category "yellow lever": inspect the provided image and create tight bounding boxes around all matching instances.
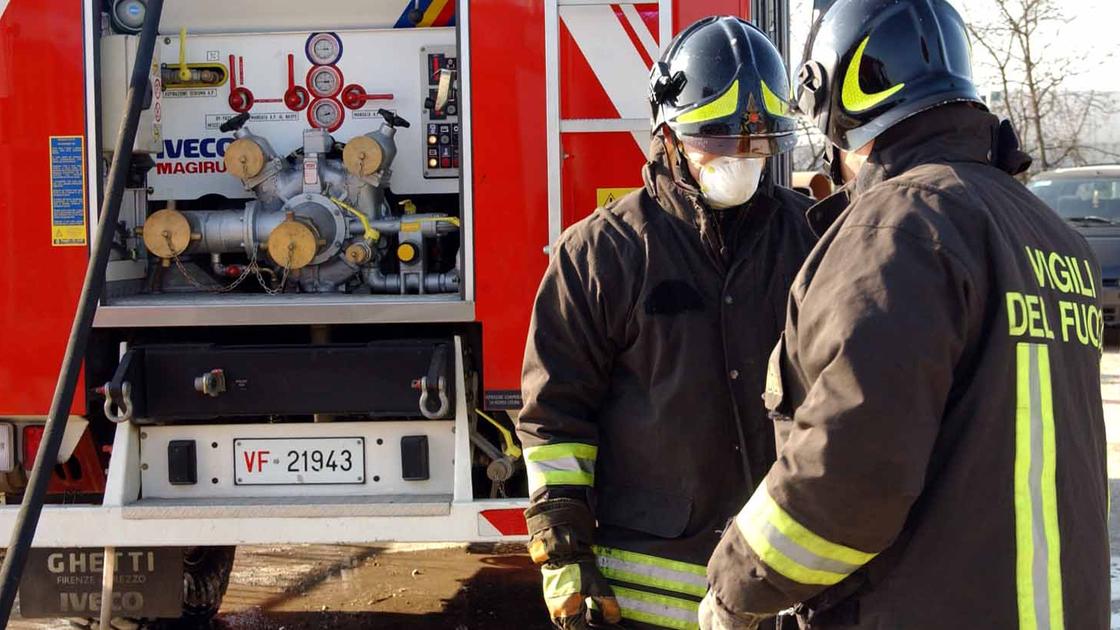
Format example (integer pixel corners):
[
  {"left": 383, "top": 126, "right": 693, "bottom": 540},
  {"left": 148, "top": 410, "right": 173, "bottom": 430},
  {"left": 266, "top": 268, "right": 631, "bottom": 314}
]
[
  {"left": 177, "top": 28, "right": 191, "bottom": 82},
  {"left": 476, "top": 409, "right": 522, "bottom": 459},
  {"left": 329, "top": 196, "right": 380, "bottom": 244}
]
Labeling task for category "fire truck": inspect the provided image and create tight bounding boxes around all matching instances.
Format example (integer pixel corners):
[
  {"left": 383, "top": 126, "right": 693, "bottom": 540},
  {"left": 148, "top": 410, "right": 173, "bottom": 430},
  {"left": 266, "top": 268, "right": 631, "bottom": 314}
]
[{"left": 0, "top": 0, "right": 787, "bottom": 622}]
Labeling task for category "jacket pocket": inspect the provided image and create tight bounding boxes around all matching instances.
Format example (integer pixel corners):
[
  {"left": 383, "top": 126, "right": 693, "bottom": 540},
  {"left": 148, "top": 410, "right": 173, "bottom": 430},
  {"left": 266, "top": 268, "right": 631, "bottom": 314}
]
[
  {"left": 763, "top": 334, "right": 794, "bottom": 451},
  {"left": 596, "top": 484, "right": 693, "bottom": 539}
]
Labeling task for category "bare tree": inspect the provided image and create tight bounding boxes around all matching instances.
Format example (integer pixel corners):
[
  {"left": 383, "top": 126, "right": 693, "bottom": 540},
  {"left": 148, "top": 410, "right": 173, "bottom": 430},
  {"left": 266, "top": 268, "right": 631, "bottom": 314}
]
[
  {"left": 792, "top": 118, "right": 828, "bottom": 173},
  {"left": 967, "top": 0, "right": 1115, "bottom": 172},
  {"left": 788, "top": 0, "right": 830, "bottom": 173}
]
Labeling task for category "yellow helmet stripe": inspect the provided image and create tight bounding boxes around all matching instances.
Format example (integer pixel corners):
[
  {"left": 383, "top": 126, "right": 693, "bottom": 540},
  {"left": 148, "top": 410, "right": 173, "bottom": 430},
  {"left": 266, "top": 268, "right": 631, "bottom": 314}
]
[
  {"left": 760, "top": 79, "right": 791, "bottom": 118},
  {"left": 673, "top": 80, "right": 739, "bottom": 124},
  {"left": 841, "top": 36, "right": 906, "bottom": 113}
]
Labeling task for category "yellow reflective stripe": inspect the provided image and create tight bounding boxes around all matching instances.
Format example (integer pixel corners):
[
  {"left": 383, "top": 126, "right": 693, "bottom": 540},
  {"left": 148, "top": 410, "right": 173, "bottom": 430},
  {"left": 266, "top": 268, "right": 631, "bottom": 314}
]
[
  {"left": 737, "top": 515, "right": 847, "bottom": 586},
  {"left": 542, "top": 563, "right": 582, "bottom": 599},
  {"left": 1014, "top": 343, "right": 1035, "bottom": 629},
  {"left": 593, "top": 546, "right": 706, "bottom": 576},
  {"left": 673, "top": 80, "right": 739, "bottom": 124},
  {"left": 611, "top": 585, "right": 699, "bottom": 630},
  {"left": 593, "top": 545, "right": 707, "bottom": 597},
  {"left": 744, "top": 482, "right": 876, "bottom": 564},
  {"left": 525, "top": 443, "right": 598, "bottom": 492},
  {"left": 1015, "top": 343, "right": 1065, "bottom": 630},
  {"left": 737, "top": 483, "right": 876, "bottom": 586},
  {"left": 760, "top": 79, "right": 790, "bottom": 118},
  {"left": 524, "top": 442, "right": 598, "bottom": 461},
  {"left": 841, "top": 36, "right": 906, "bottom": 113},
  {"left": 530, "top": 469, "right": 594, "bottom": 487}
]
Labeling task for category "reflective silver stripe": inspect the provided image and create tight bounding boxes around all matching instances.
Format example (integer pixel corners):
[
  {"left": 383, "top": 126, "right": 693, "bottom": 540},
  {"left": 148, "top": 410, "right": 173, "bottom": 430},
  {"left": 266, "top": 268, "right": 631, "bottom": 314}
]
[
  {"left": 754, "top": 519, "right": 863, "bottom": 576},
  {"left": 526, "top": 455, "right": 591, "bottom": 476},
  {"left": 611, "top": 585, "right": 699, "bottom": 629},
  {"left": 1016, "top": 343, "right": 1064, "bottom": 630},
  {"left": 524, "top": 455, "right": 595, "bottom": 493},
  {"left": 596, "top": 554, "right": 707, "bottom": 596},
  {"left": 615, "top": 595, "right": 697, "bottom": 624},
  {"left": 1028, "top": 346, "right": 1051, "bottom": 628}
]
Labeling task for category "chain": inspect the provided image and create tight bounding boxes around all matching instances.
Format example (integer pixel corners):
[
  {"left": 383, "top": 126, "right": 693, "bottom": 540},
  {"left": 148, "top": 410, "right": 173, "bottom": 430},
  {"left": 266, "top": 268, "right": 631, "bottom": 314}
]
[
  {"left": 163, "top": 232, "right": 295, "bottom": 295},
  {"left": 254, "top": 242, "right": 295, "bottom": 295}
]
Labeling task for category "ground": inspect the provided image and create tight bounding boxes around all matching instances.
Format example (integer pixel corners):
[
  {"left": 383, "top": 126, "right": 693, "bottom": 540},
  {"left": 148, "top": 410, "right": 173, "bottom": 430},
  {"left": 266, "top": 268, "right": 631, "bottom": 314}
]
[{"left": 10, "top": 354, "right": 1120, "bottom": 629}]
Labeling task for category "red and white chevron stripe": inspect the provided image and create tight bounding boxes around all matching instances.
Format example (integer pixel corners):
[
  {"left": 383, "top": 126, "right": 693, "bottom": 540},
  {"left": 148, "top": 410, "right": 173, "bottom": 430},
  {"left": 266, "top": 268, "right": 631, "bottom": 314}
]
[{"left": 559, "top": 2, "right": 660, "bottom": 152}]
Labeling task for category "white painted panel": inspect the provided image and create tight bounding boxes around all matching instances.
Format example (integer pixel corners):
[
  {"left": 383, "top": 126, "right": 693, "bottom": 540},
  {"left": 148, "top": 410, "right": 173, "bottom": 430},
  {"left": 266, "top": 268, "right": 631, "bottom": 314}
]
[{"left": 148, "top": 28, "right": 456, "bottom": 199}]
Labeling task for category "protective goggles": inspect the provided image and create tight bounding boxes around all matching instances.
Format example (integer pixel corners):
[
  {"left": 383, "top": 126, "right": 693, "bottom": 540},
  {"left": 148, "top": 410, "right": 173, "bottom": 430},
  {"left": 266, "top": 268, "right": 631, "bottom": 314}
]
[{"left": 678, "top": 133, "right": 792, "bottom": 158}]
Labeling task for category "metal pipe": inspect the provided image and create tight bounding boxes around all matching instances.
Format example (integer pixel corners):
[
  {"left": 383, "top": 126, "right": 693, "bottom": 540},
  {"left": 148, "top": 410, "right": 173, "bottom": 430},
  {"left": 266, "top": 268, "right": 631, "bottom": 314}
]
[{"left": 0, "top": 0, "right": 165, "bottom": 622}]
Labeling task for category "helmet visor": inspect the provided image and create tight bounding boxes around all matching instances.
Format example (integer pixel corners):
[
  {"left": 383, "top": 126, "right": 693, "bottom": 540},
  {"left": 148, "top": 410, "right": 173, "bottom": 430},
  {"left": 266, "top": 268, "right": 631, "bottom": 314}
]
[{"left": 679, "top": 133, "right": 795, "bottom": 158}]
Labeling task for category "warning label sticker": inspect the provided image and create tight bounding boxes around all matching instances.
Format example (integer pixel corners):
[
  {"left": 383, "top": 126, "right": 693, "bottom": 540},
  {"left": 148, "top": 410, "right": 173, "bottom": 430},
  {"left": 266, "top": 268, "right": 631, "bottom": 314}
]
[
  {"left": 205, "top": 111, "right": 299, "bottom": 130},
  {"left": 49, "top": 136, "right": 87, "bottom": 247},
  {"left": 596, "top": 187, "right": 639, "bottom": 208}
]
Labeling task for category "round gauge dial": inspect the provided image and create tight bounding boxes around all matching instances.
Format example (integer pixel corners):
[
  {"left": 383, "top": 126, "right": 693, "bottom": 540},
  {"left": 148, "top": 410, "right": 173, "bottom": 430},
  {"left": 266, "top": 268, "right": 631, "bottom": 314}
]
[
  {"left": 307, "top": 65, "right": 343, "bottom": 98},
  {"left": 308, "top": 98, "right": 344, "bottom": 131},
  {"left": 305, "top": 32, "right": 343, "bottom": 65}
]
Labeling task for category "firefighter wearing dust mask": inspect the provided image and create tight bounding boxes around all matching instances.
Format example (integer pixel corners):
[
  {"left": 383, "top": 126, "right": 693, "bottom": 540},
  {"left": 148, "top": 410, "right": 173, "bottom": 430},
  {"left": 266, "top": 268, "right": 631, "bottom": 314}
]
[
  {"left": 515, "top": 17, "right": 816, "bottom": 630},
  {"left": 700, "top": 0, "right": 1110, "bottom": 628}
]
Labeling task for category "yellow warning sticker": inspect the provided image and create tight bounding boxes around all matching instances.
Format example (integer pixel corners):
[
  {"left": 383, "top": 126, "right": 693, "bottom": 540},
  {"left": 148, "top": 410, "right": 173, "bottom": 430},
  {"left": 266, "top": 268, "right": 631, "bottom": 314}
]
[
  {"left": 49, "top": 136, "right": 88, "bottom": 247},
  {"left": 596, "top": 187, "right": 639, "bottom": 208}
]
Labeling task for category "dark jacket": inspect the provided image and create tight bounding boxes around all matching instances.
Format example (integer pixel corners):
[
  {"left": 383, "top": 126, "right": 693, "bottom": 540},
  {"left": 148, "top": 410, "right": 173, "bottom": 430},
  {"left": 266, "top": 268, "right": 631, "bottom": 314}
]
[
  {"left": 517, "top": 140, "right": 815, "bottom": 627},
  {"left": 708, "top": 105, "right": 1110, "bottom": 629}
]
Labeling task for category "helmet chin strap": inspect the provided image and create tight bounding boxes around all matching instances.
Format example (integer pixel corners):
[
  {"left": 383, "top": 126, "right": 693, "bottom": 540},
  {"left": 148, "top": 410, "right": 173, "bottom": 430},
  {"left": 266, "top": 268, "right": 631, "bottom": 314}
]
[
  {"left": 661, "top": 132, "right": 702, "bottom": 192},
  {"left": 823, "top": 144, "right": 845, "bottom": 186}
]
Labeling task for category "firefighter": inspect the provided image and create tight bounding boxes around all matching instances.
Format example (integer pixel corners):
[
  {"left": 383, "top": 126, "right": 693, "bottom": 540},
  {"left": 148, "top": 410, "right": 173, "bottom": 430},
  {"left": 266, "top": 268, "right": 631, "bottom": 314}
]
[
  {"left": 516, "top": 16, "right": 817, "bottom": 630},
  {"left": 700, "top": 0, "right": 1110, "bottom": 628}
]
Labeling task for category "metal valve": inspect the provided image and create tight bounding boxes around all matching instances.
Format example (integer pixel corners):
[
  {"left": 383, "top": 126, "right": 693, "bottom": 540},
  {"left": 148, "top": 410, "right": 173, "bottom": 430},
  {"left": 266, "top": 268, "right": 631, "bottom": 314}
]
[{"left": 194, "top": 369, "right": 227, "bottom": 397}]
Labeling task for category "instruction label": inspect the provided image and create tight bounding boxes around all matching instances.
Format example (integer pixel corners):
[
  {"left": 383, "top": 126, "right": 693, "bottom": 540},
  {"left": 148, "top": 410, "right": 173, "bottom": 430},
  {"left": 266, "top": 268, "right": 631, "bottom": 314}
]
[
  {"left": 353, "top": 109, "right": 394, "bottom": 120},
  {"left": 163, "top": 88, "right": 218, "bottom": 99},
  {"left": 205, "top": 112, "right": 299, "bottom": 130},
  {"left": 596, "top": 187, "right": 639, "bottom": 207},
  {"left": 49, "top": 136, "right": 87, "bottom": 247}
]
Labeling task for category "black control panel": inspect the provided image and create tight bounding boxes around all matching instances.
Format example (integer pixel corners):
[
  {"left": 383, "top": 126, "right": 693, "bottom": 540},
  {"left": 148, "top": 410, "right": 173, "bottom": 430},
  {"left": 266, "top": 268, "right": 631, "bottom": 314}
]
[{"left": 421, "top": 46, "right": 459, "bottom": 179}]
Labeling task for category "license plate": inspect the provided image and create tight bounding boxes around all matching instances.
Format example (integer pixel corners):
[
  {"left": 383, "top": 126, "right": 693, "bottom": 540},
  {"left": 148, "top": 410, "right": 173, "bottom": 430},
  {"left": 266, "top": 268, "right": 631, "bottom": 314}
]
[{"left": 234, "top": 437, "right": 365, "bottom": 485}]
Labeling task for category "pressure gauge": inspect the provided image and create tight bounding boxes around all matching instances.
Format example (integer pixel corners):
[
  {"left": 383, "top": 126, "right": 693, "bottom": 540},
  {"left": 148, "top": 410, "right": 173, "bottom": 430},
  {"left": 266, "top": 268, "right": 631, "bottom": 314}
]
[
  {"left": 308, "top": 98, "right": 344, "bottom": 131},
  {"left": 306, "top": 32, "right": 343, "bottom": 66},
  {"left": 307, "top": 65, "right": 343, "bottom": 98}
]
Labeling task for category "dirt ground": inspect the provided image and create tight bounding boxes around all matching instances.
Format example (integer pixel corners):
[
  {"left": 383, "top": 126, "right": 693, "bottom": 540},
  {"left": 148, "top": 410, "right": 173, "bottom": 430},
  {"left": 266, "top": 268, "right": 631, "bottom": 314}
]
[
  {"left": 10, "top": 543, "right": 551, "bottom": 629},
  {"left": 213, "top": 543, "right": 549, "bottom": 629}
]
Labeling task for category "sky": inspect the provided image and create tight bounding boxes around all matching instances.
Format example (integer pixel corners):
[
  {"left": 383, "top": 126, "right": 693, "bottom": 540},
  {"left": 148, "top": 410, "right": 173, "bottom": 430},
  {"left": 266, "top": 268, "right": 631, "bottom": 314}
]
[{"left": 788, "top": 0, "right": 1120, "bottom": 93}]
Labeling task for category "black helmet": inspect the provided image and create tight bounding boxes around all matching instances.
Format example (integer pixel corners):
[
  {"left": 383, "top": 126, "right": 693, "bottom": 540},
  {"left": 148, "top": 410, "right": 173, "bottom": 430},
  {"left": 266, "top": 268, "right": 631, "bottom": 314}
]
[
  {"left": 796, "top": 0, "right": 984, "bottom": 151},
  {"left": 650, "top": 16, "right": 797, "bottom": 158}
]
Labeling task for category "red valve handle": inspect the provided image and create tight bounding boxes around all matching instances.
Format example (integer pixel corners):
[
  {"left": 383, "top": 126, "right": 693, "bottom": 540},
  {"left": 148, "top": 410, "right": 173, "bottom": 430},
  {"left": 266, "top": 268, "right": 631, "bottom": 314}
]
[
  {"left": 227, "top": 54, "right": 254, "bottom": 113},
  {"left": 341, "top": 84, "right": 395, "bottom": 110},
  {"left": 284, "top": 53, "right": 310, "bottom": 111}
]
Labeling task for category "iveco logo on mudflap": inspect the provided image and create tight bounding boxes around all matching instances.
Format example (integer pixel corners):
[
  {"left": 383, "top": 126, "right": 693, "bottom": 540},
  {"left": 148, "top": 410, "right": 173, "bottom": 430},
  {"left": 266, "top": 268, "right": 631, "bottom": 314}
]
[
  {"left": 155, "top": 137, "right": 233, "bottom": 175},
  {"left": 19, "top": 547, "right": 183, "bottom": 618}
]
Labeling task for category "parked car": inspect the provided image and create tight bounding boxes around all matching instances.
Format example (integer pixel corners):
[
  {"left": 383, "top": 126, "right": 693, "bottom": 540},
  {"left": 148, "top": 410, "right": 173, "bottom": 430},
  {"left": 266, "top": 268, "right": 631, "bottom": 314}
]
[{"left": 1028, "top": 165, "right": 1120, "bottom": 326}]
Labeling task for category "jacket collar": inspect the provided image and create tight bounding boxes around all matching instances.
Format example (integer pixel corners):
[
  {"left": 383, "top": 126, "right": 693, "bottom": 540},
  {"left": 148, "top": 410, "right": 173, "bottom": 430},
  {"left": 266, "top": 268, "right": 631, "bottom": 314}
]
[
  {"left": 807, "top": 105, "right": 1018, "bottom": 236},
  {"left": 643, "top": 136, "right": 707, "bottom": 227},
  {"left": 852, "top": 105, "right": 1002, "bottom": 197}
]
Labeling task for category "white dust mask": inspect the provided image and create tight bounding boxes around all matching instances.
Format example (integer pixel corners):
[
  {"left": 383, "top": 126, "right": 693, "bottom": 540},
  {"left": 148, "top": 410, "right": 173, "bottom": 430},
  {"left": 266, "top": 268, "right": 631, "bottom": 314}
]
[{"left": 690, "top": 155, "right": 765, "bottom": 209}]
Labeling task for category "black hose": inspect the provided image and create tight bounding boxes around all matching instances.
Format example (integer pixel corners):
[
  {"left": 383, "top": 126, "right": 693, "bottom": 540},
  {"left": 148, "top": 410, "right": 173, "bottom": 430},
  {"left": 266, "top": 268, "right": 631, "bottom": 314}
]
[{"left": 0, "top": 0, "right": 164, "bottom": 622}]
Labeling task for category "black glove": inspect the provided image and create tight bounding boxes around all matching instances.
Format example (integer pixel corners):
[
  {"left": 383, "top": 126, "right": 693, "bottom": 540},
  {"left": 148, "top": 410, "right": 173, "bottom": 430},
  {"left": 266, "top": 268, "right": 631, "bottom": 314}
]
[{"left": 526, "top": 498, "right": 621, "bottom": 629}]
